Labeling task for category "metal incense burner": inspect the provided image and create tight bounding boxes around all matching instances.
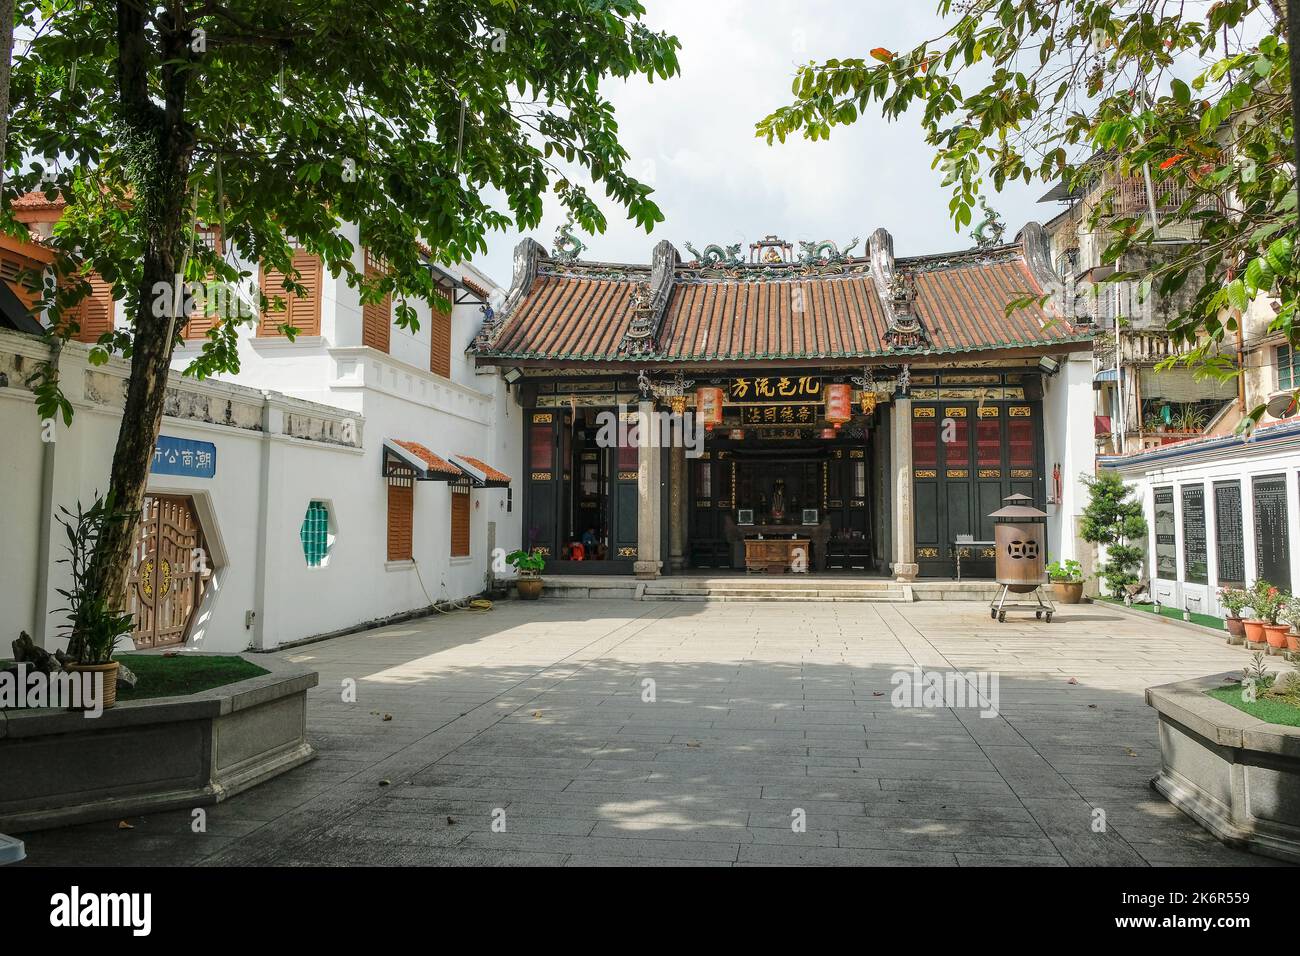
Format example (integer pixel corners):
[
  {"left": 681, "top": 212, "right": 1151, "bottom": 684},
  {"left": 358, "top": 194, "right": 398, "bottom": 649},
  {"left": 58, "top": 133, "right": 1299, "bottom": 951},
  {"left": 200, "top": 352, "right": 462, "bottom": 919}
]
[{"left": 988, "top": 493, "right": 1055, "bottom": 623}]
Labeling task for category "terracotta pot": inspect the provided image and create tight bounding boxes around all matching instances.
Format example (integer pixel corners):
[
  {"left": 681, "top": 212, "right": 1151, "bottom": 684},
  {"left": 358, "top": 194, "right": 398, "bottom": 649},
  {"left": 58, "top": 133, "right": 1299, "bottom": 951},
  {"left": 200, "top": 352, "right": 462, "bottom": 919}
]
[
  {"left": 1052, "top": 581, "right": 1083, "bottom": 605},
  {"left": 1242, "top": 619, "right": 1268, "bottom": 645},
  {"left": 1287, "top": 629, "right": 1300, "bottom": 654},
  {"left": 64, "top": 660, "right": 119, "bottom": 710},
  {"left": 1224, "top": 616, "right": 1246, "bottom": 645},
  {"left": 516, "top": 576, "right": 544, "bottom": 601},
  {"left": 1263, "top": 623, "right": 1291, "bottom": 652}
]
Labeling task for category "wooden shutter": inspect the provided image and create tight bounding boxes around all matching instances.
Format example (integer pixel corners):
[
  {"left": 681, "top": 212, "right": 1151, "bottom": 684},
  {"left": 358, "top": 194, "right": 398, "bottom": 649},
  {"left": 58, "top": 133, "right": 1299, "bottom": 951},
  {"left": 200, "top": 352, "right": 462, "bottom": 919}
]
[
  {"left": 450, "top": 484, "right": 471, "bottom": 557},
  {"left": 387, "top": 480, "right": 413, "bottom": 561},
  {"left": 429, "top": 285, "right": 452, "bottom": 378},
  {"left": 64, "top": 272, "right": 115, "bottom": 343},
  {"left": 362, "top": 249, "right": 391, "bottom": 353},
  {"left": 184, "top": 229, "right": 224, "bottom": 340},
  {"left": 0, "top": 253, "right": 40, "bottom": 311},
  {"left": 258, "top": 246, "right": 323, "bottom": 337}
]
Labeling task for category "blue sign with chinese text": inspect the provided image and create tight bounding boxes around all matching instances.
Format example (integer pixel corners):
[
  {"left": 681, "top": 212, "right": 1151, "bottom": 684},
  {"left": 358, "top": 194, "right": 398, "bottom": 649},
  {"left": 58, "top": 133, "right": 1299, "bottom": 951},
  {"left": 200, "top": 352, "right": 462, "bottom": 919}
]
[{"left": 151, "top": 435, "right": 217, "bottom": 479}]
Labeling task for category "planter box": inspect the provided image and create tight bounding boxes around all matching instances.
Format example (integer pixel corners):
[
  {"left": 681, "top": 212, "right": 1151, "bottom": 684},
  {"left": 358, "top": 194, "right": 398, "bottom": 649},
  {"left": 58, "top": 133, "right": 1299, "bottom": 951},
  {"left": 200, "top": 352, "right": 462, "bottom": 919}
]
[
  {"left": 0, "top": 654, "right": 317, "bottom": 832},
  {"left": 1147, "top": 674, "right": 1300, "bottom": 865}
]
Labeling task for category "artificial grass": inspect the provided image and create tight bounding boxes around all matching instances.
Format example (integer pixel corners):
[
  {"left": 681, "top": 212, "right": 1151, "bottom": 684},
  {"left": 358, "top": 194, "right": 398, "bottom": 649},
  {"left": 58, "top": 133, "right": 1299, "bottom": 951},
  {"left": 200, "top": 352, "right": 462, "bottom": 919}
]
[
  {"left": 0, "top": 654, "right": 267, "bottom": 705},
  {"left": 1097, "top": 595, "right": 1225, "bottom": 632},
  {"left": 1206, "top": 685, "right": 1300, "bottom": 727},
  {"left": 114, "top": 654, "right": 267, "bottom": 701}
]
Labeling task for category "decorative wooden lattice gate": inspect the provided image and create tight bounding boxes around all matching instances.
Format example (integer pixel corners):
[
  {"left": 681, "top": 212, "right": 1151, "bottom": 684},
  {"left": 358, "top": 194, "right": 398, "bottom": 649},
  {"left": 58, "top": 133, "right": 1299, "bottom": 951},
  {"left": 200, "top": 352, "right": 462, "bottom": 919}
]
[{"left": 126, "top": 494, "right": 207, "bottom": 648}]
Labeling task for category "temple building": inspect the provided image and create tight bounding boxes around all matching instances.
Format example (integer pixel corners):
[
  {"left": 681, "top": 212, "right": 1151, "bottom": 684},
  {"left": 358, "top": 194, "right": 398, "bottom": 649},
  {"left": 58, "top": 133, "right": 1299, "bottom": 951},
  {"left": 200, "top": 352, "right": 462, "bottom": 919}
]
[{"left": 471, "top": 223, "right": 1097, "bottom": 582}]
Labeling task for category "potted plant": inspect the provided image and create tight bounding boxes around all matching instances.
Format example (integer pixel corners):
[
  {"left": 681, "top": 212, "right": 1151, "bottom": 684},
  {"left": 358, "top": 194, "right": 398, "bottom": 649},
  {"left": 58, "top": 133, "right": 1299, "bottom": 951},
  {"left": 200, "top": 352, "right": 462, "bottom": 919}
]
[
  {"left": 1079, "top": 472, "right": 1147, "bottom": 599},
  {"left": 1246, "top": 580, "right": 1287, "bottom": 653},
  {"left": 1046, "top": 558, "right": 1084, "bottom": 604},
  {"left": 1280, "top": 595, "right": 1300, "bottom": 655},
  {"left": 506, "top": 548, "right": 546, "bottom": 600},
  {"left": 1217, "top": 586, "right": 1251, "bottom": 645},
  {"left": 55, "top": 496, "right": 135, "bottom": 709}
]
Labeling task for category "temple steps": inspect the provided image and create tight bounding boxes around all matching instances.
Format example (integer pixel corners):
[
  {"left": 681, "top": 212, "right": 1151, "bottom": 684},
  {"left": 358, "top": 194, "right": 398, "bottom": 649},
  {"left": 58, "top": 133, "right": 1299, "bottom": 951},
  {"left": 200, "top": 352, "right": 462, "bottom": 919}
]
[{"left": 538, "top": 576, "right": 1002, "bottom": 603}]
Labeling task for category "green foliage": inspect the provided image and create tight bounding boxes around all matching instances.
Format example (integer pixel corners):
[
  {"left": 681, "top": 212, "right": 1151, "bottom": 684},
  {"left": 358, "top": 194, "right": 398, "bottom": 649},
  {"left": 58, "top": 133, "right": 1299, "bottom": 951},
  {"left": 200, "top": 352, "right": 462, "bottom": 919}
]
[
  {"left": 757, "top": 1, "right": 1296, "bottom": 398},
  {"left": 506, "top": 548, "right": 546, "bottom": 575},
  {"left": 4, "top": 0, "right": 681, "bottom": 390},
  {"left": 1217, "top": 585, "right": 1251, "bottom": 617},
  {"left": 1045, "top": 557, "right": 1082, "bottom": 582},
  {"left": 54, "top": 495, "right": 136, "bottom": 664},
  {"left": 1079, "top": 471, "right": 1147, "bottom": 594},
  {"left": 1248, "top": 579, "right": 1286, "bottom": 624}
]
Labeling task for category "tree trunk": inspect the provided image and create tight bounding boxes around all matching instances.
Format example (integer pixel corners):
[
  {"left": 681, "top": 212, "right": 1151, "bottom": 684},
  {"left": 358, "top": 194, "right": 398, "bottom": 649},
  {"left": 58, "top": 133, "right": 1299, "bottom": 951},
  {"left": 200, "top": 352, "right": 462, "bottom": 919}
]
[
  {"left": 79, "top": 3, "right": 194, "bottom": 630},
  {"left": 0, "top": 0, "right": 14, "bottom": 191}
]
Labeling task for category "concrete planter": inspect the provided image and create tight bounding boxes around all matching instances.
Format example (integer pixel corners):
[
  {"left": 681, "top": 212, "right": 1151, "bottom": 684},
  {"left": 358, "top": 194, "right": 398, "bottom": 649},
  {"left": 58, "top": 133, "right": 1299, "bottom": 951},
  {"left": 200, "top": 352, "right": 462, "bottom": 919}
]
[
  {"left": 1147, "top": 673, "right": 1300, "bottom": 865},
  {"left": 0, "top": 654, "right": 317, "bottom": 832}
]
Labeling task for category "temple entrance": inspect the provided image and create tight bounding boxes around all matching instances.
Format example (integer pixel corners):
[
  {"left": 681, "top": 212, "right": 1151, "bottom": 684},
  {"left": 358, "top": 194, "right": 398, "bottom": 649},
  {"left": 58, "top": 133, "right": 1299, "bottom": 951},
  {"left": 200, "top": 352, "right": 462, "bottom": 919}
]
[{"left": 685, "top": 409, "right": 884, "bottom": 574}]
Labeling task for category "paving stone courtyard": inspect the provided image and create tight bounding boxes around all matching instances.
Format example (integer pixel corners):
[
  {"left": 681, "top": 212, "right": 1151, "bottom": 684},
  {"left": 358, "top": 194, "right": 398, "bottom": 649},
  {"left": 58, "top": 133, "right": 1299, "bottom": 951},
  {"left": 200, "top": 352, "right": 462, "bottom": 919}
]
[{"left": 17, "top": 599, "right": 1294, "bottom": 867}]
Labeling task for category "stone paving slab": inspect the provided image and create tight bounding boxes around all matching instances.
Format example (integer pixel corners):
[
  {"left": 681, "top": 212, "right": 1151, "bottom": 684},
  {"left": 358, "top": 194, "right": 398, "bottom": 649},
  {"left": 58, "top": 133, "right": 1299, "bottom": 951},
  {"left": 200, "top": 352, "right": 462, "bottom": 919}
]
[{"left": 13, "top": 599, "right": 1295, "bottom": 867}]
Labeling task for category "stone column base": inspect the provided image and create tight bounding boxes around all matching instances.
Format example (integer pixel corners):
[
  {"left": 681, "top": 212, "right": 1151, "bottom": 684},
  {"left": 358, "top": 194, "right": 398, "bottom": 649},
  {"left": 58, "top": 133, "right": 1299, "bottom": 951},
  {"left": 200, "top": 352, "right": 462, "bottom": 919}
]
[
  {"left": 633, "top": 560, "right": 661, "bottom": 580},
  {"left": 891, "top": 562, "right": 919, "bottom": 583}
]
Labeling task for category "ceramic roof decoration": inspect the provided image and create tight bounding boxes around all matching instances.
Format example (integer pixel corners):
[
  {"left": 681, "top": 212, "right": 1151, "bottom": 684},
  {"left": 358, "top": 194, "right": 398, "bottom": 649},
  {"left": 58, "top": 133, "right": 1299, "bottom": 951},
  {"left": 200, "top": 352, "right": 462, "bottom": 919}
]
[{"left": 470, "top": 222, "right": 1090, "bottom": 367}]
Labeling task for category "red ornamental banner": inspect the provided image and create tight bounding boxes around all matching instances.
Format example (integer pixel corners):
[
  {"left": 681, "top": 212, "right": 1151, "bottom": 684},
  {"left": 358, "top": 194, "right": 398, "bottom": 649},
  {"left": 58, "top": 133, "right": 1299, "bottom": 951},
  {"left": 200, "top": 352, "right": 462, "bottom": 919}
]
[
  {"left": 825, "top": 383, "right": 852, "bottom": 424},
  {"left": 696, "top": 387, "right": 724, "bottom": 429}
]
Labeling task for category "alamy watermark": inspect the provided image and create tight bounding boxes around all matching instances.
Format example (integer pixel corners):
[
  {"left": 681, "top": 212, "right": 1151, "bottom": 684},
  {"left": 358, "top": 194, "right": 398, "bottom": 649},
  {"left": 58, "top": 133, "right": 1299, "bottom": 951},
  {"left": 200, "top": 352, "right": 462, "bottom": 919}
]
[
  {"left": 0, "top": 663, "right": 105, "bottom": 718},
  {"left": 890, "top": 666, "right": 1000, "bottom": 719},
  {"left": 592, "top": 404, "right": 705, "bottom": 459},
  {"left": 1041, "top": 276, "right": 1154, "bottom": 327}
]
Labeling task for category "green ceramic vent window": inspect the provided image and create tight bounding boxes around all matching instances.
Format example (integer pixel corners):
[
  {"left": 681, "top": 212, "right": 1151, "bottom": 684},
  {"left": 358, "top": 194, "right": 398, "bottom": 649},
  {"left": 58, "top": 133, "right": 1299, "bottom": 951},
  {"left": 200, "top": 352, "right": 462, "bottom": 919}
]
[{"left": 300, "top": 500, "right": 331, "bottom": 567}]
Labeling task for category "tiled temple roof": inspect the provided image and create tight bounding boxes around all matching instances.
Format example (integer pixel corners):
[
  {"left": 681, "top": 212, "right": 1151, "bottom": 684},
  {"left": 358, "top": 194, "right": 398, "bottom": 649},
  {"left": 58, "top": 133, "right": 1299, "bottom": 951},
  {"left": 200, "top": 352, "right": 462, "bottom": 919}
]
[{"left": 470, "top": 224, "right": 1091, "bottom": 366}]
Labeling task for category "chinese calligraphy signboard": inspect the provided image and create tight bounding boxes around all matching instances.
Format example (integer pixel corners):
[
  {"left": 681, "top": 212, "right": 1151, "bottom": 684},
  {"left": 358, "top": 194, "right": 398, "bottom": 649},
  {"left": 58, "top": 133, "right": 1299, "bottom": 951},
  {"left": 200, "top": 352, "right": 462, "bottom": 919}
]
[
  {"left": 728, "top": 376, "right": 822, "bottom": 403},
  {"left": 740, "top": 405, "right": 818, "bottom": 426},
  {"left": 151, "top": 435, "right": 217, "bottom": 479}
]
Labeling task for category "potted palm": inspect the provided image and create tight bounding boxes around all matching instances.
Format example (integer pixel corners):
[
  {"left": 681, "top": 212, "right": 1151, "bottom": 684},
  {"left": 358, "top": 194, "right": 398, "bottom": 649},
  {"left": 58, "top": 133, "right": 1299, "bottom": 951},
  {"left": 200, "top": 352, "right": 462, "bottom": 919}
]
[
  {"left": 1046, "top": 558, "right": 1084, "bottom": 604},
  {"left": 1217, "top": 586, "right": 1250, "bottom": 645},
  {"left": 55, "top": 497, "right": 135, "bottom": 709},
  {"left": 507, "top": 548, "right": 546, "bottom": 600}
]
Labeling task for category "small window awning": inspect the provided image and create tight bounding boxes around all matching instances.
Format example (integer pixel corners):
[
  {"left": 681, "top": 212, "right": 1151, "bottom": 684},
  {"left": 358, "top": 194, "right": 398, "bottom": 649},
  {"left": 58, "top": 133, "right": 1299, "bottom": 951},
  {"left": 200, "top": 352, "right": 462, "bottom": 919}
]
[
  {"left": 382, "top": 439, "right": 463, "bottom": 482},
  {"left": 449, "top": 454, "right": 511, "bottom": 488},
  {"left": 1094, "top": 367, "right": 1119, "bottom": 383}
]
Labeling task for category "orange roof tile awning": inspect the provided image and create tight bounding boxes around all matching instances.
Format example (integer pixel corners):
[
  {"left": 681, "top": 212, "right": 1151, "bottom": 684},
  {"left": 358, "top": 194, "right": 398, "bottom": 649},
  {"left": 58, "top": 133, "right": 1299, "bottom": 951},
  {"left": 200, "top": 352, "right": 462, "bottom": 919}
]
[
  {"left": 382, "top": 439, "right": 463, "bottom": 482},
  {"left": 449, "top": 454, "right": 511, "bottom": 488}
]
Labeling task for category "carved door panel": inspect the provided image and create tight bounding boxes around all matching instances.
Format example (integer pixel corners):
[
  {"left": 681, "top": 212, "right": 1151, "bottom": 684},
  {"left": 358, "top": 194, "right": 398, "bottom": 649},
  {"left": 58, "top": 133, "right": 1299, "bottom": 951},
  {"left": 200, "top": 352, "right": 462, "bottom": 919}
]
[{"left": 127, "top": 495, "right": 206, "bottom": 648}]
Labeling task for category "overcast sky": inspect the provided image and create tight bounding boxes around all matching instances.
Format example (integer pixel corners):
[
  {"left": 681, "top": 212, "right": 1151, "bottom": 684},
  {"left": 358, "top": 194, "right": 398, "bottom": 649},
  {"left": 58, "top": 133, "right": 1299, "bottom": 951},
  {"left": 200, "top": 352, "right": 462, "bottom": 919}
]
[{"left": 473, "top": 0, "right": 1055, "bottom": 288}]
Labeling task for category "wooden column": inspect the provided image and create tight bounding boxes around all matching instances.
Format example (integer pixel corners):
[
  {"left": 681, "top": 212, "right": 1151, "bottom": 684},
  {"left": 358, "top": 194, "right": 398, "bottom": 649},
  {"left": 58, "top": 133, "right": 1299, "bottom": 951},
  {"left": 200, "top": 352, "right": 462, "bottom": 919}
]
[{"left": 890, "top": 397, "right": 919, "bottom": 582}]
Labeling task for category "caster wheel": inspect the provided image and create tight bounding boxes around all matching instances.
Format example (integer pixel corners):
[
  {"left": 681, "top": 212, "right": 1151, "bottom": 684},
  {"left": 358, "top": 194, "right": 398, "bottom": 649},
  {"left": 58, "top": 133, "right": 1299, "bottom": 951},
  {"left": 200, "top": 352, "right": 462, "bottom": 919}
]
[
  {"left": 998, "top": 611, "right": 1006, "bottom": 623},
  {"left": 1046, "top": 613, "right": 1053, "bottom": 623},
  {"left": 990, "top": 609, "right": 997, "bottom": 619},
  {"left": 1035, "top": 611, "right": 1042, "bottom": 620}
]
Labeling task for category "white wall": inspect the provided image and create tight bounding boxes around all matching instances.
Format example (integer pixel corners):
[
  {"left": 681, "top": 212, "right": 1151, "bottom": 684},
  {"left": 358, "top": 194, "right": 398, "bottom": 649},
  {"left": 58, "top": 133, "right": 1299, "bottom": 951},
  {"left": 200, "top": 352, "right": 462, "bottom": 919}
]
[{"left": 1042, "top": 351, "right": 1095, "bottom": 575}]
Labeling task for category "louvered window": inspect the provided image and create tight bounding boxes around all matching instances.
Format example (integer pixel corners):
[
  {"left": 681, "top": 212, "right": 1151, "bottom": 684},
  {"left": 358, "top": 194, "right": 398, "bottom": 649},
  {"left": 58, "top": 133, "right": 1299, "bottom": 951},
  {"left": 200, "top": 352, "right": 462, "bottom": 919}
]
[
  {"left": 450, "top": 481, "right": 471, "bottom": 557},
  {"left": 362, "top": 249, "right": 391, "bottom": 352},
  {"left": 429, "top": 282, "right": 453, "bottom": 378},
  {"left": 387, "top": 479, "right": 413, "bottom": 561},
  {"left": 184, "top": 227, "right": 225, "bottom": 340},
  {"left": 63, "top": 272, "right": 115, "bottom": 343},
  {"left": 258, "top": 241, "right": 323, "bottom": 337}
]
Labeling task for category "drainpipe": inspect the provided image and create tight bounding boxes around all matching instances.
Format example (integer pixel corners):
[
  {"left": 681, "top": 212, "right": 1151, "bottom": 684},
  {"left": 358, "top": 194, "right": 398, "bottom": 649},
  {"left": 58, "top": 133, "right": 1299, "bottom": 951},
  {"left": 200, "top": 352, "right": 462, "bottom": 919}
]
[{"left": 32, "top": 339, "right": 62, "bottom": 647}]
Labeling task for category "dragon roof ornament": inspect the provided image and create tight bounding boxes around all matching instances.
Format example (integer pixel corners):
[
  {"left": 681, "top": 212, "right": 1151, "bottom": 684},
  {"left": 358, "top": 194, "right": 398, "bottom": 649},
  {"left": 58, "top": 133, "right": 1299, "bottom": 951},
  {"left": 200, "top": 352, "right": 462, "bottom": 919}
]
[{"left": 552, "top": 212, "right": 587, "bottom": 261}]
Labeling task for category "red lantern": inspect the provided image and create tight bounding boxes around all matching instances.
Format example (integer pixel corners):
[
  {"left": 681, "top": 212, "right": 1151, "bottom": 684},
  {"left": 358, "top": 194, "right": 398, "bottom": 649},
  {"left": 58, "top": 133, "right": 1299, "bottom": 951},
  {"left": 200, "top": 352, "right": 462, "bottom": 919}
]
[
  {"left": 696, "top": 387, "right": 724, "bottom": 431},
  {"left": 825, "top": 383, "right": 852, "bottom": 426}
]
